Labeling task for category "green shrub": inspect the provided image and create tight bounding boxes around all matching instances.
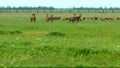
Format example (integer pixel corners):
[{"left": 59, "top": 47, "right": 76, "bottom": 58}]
[{"left": 46, "top": 32, "right": 65, "bottom": 36}]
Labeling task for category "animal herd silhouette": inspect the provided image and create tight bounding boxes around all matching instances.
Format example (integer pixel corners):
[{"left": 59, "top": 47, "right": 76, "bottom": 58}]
[{"left": 30, "top": 13, "right": 120, "bottom": 23}]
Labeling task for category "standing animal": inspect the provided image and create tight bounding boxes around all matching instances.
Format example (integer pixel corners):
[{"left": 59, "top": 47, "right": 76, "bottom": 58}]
[
  {"left": 75, "top": 14, "right": 82, "bottom": 22},
  {"left": 53, "top": 16, "right": 60, "bottom": 20},
  {"left": 46, "top": 14, "right": 54, "bottom": 22},
  {"left": 30, "top": 14, "right": 36, "bottom": 22},
  {"left": 69, "top": 14, "right": 82, "bottom": 23},
  {"left": 68, "top": 17, "right": 75, "bottom": 22}
]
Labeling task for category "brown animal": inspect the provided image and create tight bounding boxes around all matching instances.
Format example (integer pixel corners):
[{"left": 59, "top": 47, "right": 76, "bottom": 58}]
[
  {"left": 63, "top": 17, "right": 70, "bottom": 20},
  {"left": 105, "top": 18, "right": 113, "bottom": 20},
  {"left": 117, "top": 18, "right": 120, "bottom": 20},
  {"left": 63, "top": 17, "right": 74, "bottom": 22},
  {"left": 30, "top": 14, "right": 36, "bottom": 22},
  {"left": 94, "top": 17, "right": 98, "bottom": 20},
  {"left": 53, "top": 16, "right": 60, "bottom": 20},
  {"left": 68, "top": 14, "right": 82, "bottom": 23},
  {"left": 68, "top": 17, "right": 75, "bottom": 22},
  {"left": 46, "top": 14, "right": 54, "bottom": 22},
  {"left": 90, "top": 17, "right": 98, "bottom": 21},
  {"left": 109, "top": 18, "right": 113, "bottom": 20},
  {"left": 74, "top": 14, "right": 82, "bottom": 22}
]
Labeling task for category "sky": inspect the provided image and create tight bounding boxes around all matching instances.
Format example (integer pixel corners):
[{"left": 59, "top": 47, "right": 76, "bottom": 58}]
[{"left": 0, "top": 0, "right": 120, "bottom": 8}]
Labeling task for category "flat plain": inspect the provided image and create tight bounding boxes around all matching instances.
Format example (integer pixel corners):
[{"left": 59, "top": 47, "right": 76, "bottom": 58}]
[{"left": 0, "top": 12, "right": 120, "bottom": 67}]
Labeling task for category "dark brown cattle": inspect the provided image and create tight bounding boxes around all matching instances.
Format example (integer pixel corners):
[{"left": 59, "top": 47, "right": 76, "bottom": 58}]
[
  {"left": 105, "top": 18, "right": 113, "bottom": 20},
  {"left": 30, "top": 14, "right": 36, "bottom": 22},
  {"left": 94, "top": 17, "right": 98, "bottom": 20},
  {"left": 90, "top": 17, "right": 98, "bottom": 21},
  {"left": 109, "top": 18, "right": 113, "bottom": 20},
  {"left": 117, "top": 18, "right": 120, "bottom": 20}
]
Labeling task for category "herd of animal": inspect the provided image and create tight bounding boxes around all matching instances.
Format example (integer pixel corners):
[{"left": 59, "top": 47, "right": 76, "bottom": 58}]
[{"left": 30, "top": 13, "right": 120, "bottom": 23}]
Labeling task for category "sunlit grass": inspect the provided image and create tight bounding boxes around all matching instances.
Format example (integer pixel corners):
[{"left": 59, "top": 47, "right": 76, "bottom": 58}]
[{"left": 0, "top": 13, "right": 120, "bottom": 67}]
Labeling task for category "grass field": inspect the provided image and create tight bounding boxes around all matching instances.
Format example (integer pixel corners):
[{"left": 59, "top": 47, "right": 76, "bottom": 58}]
[{"left": 0, "top": 12, "right": 120, "bottom": 67}]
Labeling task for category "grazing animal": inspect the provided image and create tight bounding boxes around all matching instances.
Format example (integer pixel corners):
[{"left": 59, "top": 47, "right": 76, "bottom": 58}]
[
  {"left": 105, "top": 18, "right": 113, "bottom": 20},
  {"left": 63, "top": 17, "right": 70, "bottom": 20},
  {"left": 105, "top": 18, "right": 109, "bottom": 20},
  {"left": 46, "top": 14, "right": 54, "bottom": 22},
  {"left": 117, "top": 18, "right": 120, "bottom": 20},
  {"left": 30, "top": 14, "right": 36, "bottom": 22},
  {"left": 100, "top": 18, "right": 114, "bottom": 21},
  {"left": 94, "top": 17, "right": 98, "bottom": 20},
  {"left": 53, "top": 16, "right": 60, "bottom": 20},
  {"left": 90, "top": 17, "right": 98, "bottom": 21},
  {"left": 68, "top": 14, "right": 82, "bottom": 23},
  {"left": 69, "top": 17, "right": 75, "bottom": 22},
  {"left": 63, "top": 17, "right": 75, "bottom": 22},
  {"left": 109, "top": 18, "right": 113, "bottom": 20}
]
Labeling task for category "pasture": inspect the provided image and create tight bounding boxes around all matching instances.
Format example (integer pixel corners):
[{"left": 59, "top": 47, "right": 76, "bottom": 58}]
[{"left": 0, "top": 12, "right": 120, "bottom": 67}]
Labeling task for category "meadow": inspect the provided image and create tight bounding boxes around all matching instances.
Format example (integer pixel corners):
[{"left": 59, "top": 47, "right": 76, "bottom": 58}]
[{"left": 0, "top": 12, "right": 120, "bottom": 67}]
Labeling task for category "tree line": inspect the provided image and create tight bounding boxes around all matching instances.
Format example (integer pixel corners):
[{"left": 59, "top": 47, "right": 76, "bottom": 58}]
[
  {"left": 0, "top": 6, "right": 55, "bottom": 10},
  {"left": 0, "top": 6, "right": 120, "bottom": 10}
]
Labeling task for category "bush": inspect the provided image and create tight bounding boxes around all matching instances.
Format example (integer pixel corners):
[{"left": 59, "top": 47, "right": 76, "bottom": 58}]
[{"left": 46, "top": 32, "right": 65, "bottom": 36}]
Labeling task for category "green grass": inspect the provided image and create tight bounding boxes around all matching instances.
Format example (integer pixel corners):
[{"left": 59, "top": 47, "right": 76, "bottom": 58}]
[{"left": 0, "top": 13, "right": 120, "bottom": 67}]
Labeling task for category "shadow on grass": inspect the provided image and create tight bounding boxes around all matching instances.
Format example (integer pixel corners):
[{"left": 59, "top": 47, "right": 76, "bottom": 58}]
[
  {"left": 46, "top": 32, "right": 65, "bottom": 36},
  {"left": 0, "top": 30, "right": 22, "bottom": 35}
]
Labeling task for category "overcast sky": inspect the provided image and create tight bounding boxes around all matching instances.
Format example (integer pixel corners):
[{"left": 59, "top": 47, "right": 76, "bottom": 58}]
[{"left": 0, "top": 0, "right": 120, "bottom": 8}]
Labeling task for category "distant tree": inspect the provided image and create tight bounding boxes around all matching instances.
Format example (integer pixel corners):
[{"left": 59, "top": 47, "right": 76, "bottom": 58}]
[{"left": 0, "top": 6, "right": 120, "bottom": 13}]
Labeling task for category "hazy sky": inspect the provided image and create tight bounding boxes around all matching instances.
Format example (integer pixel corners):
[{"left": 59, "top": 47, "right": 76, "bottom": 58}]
[{"left": 0, "top": 0, "right": 120, "bottom": 8}]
